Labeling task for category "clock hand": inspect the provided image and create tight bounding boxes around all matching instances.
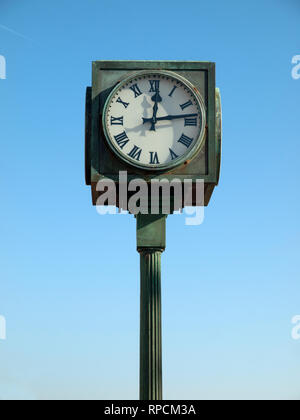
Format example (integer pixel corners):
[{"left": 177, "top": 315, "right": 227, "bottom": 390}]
[
  {"left": 143, "top": 113, "right": 198, "bottom": 124},
  {"left": 150, "top": 102, "right": 158, "bottom": 131},
  {"left": 151, "top": 90, "right": 162, "bottom": 103},
  {"left": 149, "top": 90, "right": 162, "bottom": 131}
]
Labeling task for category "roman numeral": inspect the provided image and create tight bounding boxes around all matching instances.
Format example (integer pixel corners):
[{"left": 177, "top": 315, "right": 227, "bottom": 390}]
[
  {"left": 184, "top": 117, "right": 197, "bottom": 126},
  {"left": 149, "top": 80, "right": 160, "bottom": 92},
  {"left": 180, "top": 100, "right": 193, "bottom": 110},
  {"left": 169, "top": 148, "right": 178, "bottom": 160},
  {"left": 128, "top": 145, "right": 142, "bottom": 161},
  {"left": 110, "top": 116, "right": 124, "bottom": 125},
  {"left": 116, "top": 97, "right": 129, "bottom": 108},
  {"left": 129, "top": 83, "right": 142, "bottom": 98},
  {"left": 114, "top": 131, "right": 129, "bottom": 149},
  {"left": 149, "top": 151, "right": 160, "bottom": 164},
  {"left": 178, "top": 134, "right": 193, "bottom": 148},
  {"left": 168, "top": 85, "right": 177, "bottom": 97}
]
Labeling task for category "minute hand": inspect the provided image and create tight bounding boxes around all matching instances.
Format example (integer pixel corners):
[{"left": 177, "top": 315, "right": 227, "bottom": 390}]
[{"left": 143, "top": 113, "right": 198, "bottom": 124}]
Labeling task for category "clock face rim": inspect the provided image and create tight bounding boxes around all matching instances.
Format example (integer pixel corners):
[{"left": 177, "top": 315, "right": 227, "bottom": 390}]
[{"left": 102, "top": 70, "right": 206, "bottom": 172}]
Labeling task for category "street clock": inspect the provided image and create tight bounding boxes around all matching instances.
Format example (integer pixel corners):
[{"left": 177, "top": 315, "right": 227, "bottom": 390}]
[
  {"left": 85, "top": 61, "right": 222, "bottom": 401},
  {"left": 85, "top": 61, "right": 221, "bottom": 208}
]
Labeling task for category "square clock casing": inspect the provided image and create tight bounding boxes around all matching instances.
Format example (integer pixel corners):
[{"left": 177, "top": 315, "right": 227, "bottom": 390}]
[{"left": 85, "top": 61, "right": 221, "bottom": 207}]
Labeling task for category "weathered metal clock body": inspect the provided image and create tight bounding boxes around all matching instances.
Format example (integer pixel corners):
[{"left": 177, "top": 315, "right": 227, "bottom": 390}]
[{"left": 85, "top": 61, "right": 221, "bottom": 208}]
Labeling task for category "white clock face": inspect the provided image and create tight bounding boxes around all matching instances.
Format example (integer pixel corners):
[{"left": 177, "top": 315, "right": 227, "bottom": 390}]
[{"left": 103, "top": 71, "right": 206, "bottom": 170}]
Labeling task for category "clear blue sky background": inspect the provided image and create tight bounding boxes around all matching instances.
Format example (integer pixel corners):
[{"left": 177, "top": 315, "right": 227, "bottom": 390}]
[{"left": 0, "top": 0, "right": 299, "bottom": 400}]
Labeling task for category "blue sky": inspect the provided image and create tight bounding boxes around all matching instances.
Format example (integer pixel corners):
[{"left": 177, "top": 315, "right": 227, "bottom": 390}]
[{"left": 0, "top": 0, "right": 299, "bottom": 400}]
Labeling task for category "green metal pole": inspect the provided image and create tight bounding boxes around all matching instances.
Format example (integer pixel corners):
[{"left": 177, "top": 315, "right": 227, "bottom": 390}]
[{"left": 136, "top": 214, "right": 166, "bottom": 400}]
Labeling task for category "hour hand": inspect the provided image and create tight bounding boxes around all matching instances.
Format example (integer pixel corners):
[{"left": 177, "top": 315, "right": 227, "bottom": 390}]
[
  {"left": 149, "top": 89, "right": 162, "bottom": 131},
  {"left": 151, "top": 91, "right": 162, "bottom": 103}
]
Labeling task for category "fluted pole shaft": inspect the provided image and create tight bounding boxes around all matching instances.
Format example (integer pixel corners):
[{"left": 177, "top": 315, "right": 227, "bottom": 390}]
[
  {"left": 139, "top": 248, "right": 163, "bottom": 400},
  {"left": 136, "top": 214, "right": 166, "bottom": 401}
]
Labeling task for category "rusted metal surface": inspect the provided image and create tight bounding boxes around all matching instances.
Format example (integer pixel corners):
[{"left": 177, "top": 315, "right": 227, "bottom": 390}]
[
  {"left": 85, "top": 87, "right": 92, "bottom": 186},
  {"left": 215, "top": 88, "right": 222, "bottom": 185}
]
